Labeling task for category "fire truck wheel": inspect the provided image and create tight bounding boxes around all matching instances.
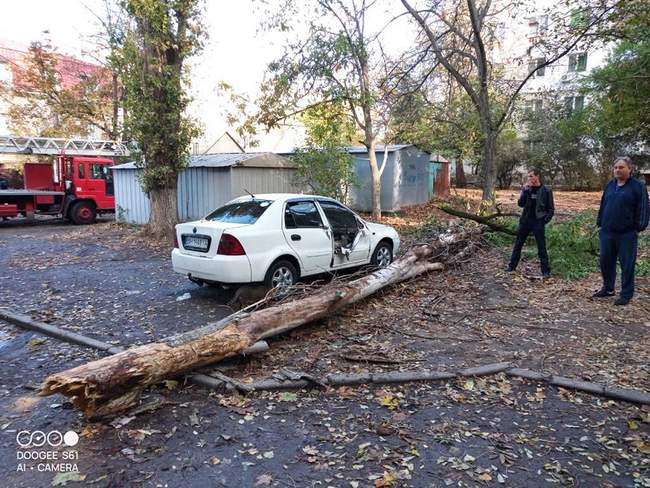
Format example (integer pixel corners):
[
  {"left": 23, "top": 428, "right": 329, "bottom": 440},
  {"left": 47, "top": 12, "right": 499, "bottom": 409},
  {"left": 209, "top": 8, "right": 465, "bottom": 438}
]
[{"left": 71, "top": 202, "right": 96, "bottom": 225}]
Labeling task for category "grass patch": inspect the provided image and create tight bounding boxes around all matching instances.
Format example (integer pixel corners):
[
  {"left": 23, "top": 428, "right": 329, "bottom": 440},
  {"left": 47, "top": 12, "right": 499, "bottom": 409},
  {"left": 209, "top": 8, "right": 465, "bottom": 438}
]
[
  {"left": 485, "top": 211, "right": 601, "bottom": 280},
  {"left": 637, "top": 233, "right": 650, "bottom": 276}
]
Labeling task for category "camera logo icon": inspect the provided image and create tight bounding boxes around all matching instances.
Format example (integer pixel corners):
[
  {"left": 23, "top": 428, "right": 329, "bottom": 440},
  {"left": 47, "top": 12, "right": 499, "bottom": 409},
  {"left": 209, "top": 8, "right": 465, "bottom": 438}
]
[{"left": 16, "top": 430, "right": 78, "bottom": 448}]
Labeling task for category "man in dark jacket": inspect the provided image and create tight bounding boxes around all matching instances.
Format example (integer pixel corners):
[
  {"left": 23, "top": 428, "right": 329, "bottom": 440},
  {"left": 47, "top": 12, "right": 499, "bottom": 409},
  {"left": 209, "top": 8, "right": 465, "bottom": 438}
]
[
  {"left": 507, "top": 168, "right": 555, "bottom": 277},
  {"left": 593, "top": 156, "right": 649, "bottom": 305}
]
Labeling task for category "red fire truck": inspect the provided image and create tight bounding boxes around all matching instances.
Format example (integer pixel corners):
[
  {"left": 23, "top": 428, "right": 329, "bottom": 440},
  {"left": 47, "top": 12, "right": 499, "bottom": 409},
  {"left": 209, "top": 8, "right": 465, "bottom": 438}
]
[{"left": 0, "top": 136, "right": 129, "bottom": 224}]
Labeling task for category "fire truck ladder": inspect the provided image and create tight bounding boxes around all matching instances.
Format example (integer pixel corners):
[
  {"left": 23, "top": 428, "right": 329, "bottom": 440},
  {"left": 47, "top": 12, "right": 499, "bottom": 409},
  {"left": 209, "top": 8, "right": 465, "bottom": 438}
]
[{"left": 0, "top": 135, "right": 130, "bottom": 157}]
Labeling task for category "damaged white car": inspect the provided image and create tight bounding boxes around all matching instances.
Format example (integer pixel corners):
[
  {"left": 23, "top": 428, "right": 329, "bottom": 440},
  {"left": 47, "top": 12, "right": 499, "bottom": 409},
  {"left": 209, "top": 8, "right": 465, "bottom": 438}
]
[{"left": 171, "top": 193, "right": 400, "bottom": 289}]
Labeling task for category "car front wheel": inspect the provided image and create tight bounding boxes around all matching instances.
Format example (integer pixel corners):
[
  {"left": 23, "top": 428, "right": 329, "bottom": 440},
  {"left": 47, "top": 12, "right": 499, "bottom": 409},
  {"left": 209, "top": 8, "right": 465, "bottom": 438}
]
[
  {"left": 371, "top": 241, "right": 393, "bottom": 268},
  {"left": 264, "top": 260, "right": 298, "bottom": 291}
]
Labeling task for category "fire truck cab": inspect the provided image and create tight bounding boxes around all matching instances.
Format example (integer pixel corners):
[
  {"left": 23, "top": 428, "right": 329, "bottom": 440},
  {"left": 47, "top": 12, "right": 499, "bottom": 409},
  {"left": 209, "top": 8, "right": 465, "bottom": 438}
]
[
  {"left": 0, "top": 156, "right": 115, "bottom": 224},
  {"left": 0, "top": 136, "right": 127, "bottom": 224}
]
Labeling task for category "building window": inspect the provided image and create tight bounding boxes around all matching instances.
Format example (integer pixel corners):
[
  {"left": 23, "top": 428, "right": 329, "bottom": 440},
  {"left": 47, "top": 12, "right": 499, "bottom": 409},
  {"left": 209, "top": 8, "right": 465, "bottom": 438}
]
[
  {"left": 564, "top": 95, "right": 585, "bottom": 113},
  {"left": 529, "top": 58, "right": 546, "bottom": 77},
  {"left": 568, "top": 53, "right": 588, "bottom": 72},
  {"left": 523, "top": 99, "right": 543, "bottom": 113},
  {"left": 528, "top": 15, "right": 548, "bottom": 39}
]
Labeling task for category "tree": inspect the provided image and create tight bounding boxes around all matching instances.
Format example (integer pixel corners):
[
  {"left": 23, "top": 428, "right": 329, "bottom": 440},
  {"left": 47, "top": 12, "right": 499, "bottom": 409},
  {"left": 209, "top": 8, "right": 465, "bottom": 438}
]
[
  {"left": 495, "top": 125, "right": 527, "bottom": 189},
  {"left": 291, "top": 102, "right": 357, "bottom": 201},
  {"left": 520, "top": 93, "right": 598, "bottom": 189},
  {"left": 400, "top": 0, "right": 623, "bottom": 201},
  {"left": 583, "top": 0, "right": 650, "bottom": 178},
  {"left": 0, "top": 42, "right": 119, "bottom": 138},
  {"left": 120, "top": 0, "right": 205, "bottom": 238},
  {"left": 256, "top": 0, "right": 399, "bottom": 220},
  {"left": 390, "top": 89, "right": 482, "bottom": 187},
  {"left": 85, "top": 0, "right": 131, "bottom": 141}
]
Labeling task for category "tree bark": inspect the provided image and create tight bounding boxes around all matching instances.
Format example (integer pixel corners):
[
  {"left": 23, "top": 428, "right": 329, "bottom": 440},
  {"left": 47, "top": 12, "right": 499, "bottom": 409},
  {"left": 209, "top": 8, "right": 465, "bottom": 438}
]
[
  {"left": 437, "top": 204, "right": 517, "bottom": 235},
  {"left": 40, "top": 229, "right": 479, "bottom": 418},
  {"left": 455, "top": 153, "right": 467, "bottom": 188},
  {"left": 480, "top": 128, "right": 497, "bottom": 201},
  {"left": 367, "top": 137, "right": 382, "bottom": 221},
  {"left": 148, "top": 186, "right": 178, "bottom": 240},
  {"left": 111, "top": 71, "right": 119, "bottom": 140}
]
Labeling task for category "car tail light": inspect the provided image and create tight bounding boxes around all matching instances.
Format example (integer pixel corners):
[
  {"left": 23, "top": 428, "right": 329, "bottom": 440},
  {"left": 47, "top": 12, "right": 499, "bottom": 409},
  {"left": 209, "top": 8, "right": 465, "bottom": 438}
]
[
  {"left": 217, "top": 234, "right": 245, "bottom": 255},
  {"left": 173, "top": 234, "right": 179, "bottom": 249}
]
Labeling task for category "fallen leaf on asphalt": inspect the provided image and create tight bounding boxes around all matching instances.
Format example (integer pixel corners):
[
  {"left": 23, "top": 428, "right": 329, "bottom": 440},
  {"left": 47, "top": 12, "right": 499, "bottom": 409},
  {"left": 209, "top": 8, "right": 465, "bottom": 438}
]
[{"left": 51, "top": 472, "right": 86, "bottom": 486}]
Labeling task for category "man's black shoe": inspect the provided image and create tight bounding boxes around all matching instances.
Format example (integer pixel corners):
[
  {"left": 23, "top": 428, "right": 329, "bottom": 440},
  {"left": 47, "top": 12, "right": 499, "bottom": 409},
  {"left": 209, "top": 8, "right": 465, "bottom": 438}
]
[
  {"left": 592, "top": 289, "right": 615, "bottom": 298},
  {"left": 615, "top": 297, "right": 630, "bottom": 306},
  {"left": 542, "top": 272, "right": 551, "bottom": 278},
  {"left": 506, "top": 267, "right": 516, "bottom": 273}
]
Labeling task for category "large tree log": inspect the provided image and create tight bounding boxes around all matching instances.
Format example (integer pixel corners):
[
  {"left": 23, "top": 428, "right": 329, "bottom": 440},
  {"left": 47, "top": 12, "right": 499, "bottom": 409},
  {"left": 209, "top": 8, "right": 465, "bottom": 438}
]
[
  {"left": 40, "top": 228, "right": 479, "bottom": 418},
  {"left": 437, "top": 204, "right": 518, "bottom": 235}
]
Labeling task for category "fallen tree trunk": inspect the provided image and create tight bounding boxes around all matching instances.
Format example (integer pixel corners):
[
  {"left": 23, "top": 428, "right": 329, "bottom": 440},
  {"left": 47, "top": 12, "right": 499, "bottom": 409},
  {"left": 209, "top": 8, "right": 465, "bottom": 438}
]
[
  {"left": 40, "top": 228, "right": 479, "bottom": 418},
  {"left": 437, "top": 204, "right": 517, "bottom": 235}
]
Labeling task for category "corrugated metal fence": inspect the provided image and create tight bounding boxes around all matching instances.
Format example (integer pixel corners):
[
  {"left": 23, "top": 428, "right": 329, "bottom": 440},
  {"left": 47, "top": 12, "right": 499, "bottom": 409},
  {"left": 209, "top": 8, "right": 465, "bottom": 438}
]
[{"left": 114, "top": 166, "right": 300, "bottom": 225}]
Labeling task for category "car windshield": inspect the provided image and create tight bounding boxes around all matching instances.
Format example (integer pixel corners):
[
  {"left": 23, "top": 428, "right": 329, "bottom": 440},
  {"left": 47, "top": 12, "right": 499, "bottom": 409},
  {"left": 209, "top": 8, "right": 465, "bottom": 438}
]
[{"left": 204, "top": 199, "right": 272, "bottom": 224}]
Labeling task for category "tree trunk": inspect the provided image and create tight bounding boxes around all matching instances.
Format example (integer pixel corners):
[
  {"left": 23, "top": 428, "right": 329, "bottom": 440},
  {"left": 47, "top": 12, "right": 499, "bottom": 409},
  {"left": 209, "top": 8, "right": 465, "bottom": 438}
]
[
  {"left": 148, "top": 186, "right": 178, "bottom": 240},
  {"left": 455, "top": 153, "right": 467, "bottom": 188},
  {"left": 40, "top": 229, "right": 479, "bottom": 418},
  {"left": 480, "top": 128, "right": 497, "bottom": 201},
  {"left": 111, "top": 71, "right": 119, "bottom": 140},
  {"left": 368, "top": 139, "right": 382, "bottom": 221}
]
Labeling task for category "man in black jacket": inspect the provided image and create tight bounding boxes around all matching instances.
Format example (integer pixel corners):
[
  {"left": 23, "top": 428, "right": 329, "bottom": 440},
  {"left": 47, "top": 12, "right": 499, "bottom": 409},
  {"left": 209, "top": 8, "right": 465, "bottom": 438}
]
[
  {"left": 593, "top": 156, "right": 649, "bottom": 305},
  {"left": 507, "top": 168, "right": 555, "bottom": 277}
]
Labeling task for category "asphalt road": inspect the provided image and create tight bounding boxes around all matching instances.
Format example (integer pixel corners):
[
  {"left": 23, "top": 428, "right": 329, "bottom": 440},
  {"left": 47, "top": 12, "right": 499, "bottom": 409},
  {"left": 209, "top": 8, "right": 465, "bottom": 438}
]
[{"left": 0, "top": 221, "right": 648, "bottom": 488}]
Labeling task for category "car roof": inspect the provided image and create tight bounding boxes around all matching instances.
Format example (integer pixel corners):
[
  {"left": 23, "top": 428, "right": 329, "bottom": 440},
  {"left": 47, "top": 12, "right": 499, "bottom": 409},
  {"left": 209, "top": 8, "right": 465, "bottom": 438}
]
[{"left": 231, "top": 193, "right": 335, "bottom": 203}]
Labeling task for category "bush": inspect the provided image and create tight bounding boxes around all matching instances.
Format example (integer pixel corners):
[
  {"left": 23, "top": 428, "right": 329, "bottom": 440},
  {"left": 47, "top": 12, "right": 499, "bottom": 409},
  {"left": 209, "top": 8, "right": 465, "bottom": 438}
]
[{"left": 291, "top": 144, "right": 356, "bottom": 202}]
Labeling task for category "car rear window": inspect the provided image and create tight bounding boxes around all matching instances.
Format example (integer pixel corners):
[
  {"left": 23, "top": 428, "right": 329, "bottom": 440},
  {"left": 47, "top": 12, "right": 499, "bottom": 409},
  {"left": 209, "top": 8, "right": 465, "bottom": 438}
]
[{"left": 205, "top": 199, "right": 272, "bottom": 224}]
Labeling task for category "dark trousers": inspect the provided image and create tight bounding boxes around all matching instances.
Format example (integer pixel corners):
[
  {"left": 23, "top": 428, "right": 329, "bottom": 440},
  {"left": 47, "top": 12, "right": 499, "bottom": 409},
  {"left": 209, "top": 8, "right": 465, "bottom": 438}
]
[
  {"left": 509, "top": 218, "right": 550, "bottom": 274},
  {"left": 599, "top": 230, "right": 638, "bottom": 299}
]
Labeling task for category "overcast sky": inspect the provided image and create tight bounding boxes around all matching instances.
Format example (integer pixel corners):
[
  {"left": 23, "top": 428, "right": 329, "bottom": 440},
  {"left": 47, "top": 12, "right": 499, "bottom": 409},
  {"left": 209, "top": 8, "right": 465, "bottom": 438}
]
[
  {"left": 0, "top": 0, "right": 415, "bottom": 151},
  {"left": 0, "top": 0, "right": 296, "bottom": 150}
]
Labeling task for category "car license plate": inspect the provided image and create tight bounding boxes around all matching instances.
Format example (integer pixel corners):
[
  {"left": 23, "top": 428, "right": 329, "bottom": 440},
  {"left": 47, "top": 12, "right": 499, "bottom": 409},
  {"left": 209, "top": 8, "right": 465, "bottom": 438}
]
[{"left": 183, "top": 235, "right": 209, "bottom": 251}]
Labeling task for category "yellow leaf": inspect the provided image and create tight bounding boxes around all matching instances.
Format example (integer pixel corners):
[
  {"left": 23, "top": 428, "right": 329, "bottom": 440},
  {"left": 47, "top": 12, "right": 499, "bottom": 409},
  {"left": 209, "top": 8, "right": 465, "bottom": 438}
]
[
  {"left": 379, "top": 395, "right": 400, "bottom": 410},
  {"left": 375, "top": 471, "right": 397, "bottom": 487},
  {"left": 478, "top": 473, "right": 492, "bottom": 481}
]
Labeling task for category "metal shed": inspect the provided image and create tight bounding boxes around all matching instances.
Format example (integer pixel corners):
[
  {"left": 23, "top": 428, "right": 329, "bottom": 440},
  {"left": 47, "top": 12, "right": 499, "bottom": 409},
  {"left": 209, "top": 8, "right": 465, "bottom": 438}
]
[
  {"left": 113, "top": 153, "right": 302, "bottom": 224},
  {"left": 348, "top": 145, "right": 450, "bottom": 213}
]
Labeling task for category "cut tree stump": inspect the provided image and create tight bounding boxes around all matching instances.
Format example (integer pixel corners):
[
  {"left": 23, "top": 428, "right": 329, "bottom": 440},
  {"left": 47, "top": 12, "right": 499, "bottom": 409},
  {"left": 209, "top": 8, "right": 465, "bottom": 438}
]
[{"left": 40, "top": 228, "right": 480, "bottom": 418}]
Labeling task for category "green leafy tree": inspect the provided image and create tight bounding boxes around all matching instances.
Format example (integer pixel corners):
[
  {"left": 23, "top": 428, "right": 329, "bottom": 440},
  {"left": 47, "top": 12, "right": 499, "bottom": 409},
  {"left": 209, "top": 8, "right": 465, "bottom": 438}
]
[
  {"left": 390, "top": 90, "right": 482, "bottom": 187},
  {"left": 584, "top": 0, "right": 650, "bottom": 179},
  {"left": 521, "top": 94, "right": 597, "bottom": 189},
  {"left": 120, "top": 0, "right": 205, "bottom": 237},
  {"left": 495, "top": 126, "right": 527, "bottom": 189},
  {"left": 256, "top": 0, "right": 399, "bottom": 220},
  {"left": 291, "top": 102, "right": 357, "bottom": 202},
  {"left": 401, "top": 0, "right": 622, "bottom": 202}
]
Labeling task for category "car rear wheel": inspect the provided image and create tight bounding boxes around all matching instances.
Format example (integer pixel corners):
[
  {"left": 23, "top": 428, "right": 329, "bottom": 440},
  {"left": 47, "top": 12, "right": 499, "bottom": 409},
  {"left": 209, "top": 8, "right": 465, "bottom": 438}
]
[
  {"left": 371, "top": 241, "right": 393, "bottom": 268},
  {"left": 264, "top": 260, "right": 298, "bottom": 291}
]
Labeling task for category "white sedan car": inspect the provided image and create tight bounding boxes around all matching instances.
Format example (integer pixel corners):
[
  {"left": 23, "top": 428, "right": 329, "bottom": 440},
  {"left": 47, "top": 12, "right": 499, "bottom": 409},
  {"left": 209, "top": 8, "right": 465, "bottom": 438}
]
[{"left": 171, "top": 193, "right": 400, "bottom": 289}]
